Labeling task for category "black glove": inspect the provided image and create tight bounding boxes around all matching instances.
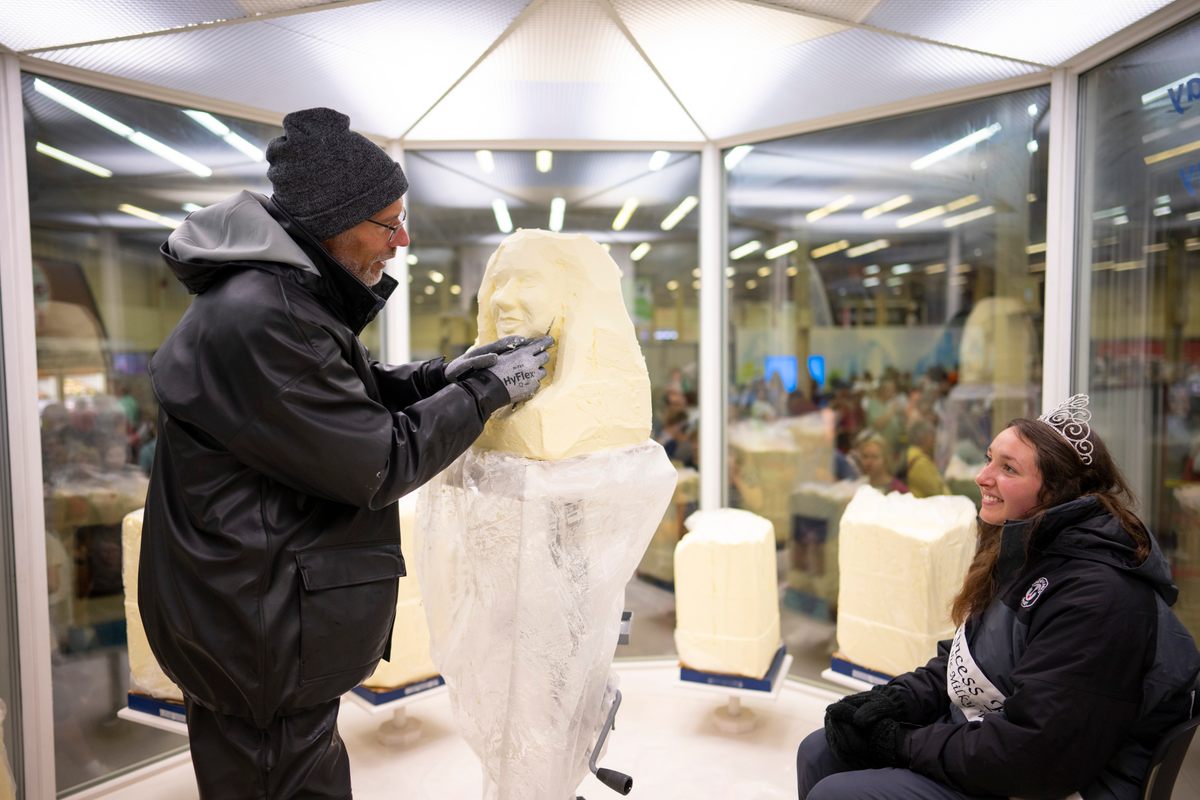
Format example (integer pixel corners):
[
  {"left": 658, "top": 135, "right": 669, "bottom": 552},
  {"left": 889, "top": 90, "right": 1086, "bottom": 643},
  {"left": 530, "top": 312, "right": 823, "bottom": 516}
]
[
  {"left": 486, "top": 335, "right": 554, "bottom": 404},
  {"left": 824, "top": 687, "right": 906, "bottom": 769},
  {"left": 445, "top": 335, "right": 530, "bottom": 381},
  {"left": 825, "top": 705, "right": 872, "bottom": 769}
]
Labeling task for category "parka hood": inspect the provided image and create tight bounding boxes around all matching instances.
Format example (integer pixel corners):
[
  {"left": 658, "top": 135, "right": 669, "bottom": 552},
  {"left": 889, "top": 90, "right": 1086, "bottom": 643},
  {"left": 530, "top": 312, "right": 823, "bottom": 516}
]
[{"left": 162, "top": 190, "right": 318, "bottom": 294}]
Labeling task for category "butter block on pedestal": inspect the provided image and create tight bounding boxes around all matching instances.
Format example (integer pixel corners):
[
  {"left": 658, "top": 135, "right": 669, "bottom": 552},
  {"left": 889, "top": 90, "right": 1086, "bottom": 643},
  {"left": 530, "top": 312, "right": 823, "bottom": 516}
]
[
  {"left": 836, "top": 486, "right": 977, "bottom": 677},
  {"left": 122, "top": 508, "right": 183, "bottom": 703},
  {"left": 674, "top": 508, "right": 780, "bottom": 678},
  {"left": 364, "top": 492, "right": 439, "bottom": 688}
]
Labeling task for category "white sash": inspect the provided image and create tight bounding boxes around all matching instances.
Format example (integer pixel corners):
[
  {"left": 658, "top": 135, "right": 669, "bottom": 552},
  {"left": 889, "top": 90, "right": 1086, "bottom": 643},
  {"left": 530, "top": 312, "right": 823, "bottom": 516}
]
[{"left": 945, "top": 624, "right": 1006, "bottom": 721}]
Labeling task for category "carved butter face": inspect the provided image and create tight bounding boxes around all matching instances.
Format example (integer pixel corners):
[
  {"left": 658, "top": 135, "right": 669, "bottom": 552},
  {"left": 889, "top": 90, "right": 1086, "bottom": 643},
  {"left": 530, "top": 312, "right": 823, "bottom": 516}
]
[{"left": 487, "top": 258, "right": 561, "bottom": 338}]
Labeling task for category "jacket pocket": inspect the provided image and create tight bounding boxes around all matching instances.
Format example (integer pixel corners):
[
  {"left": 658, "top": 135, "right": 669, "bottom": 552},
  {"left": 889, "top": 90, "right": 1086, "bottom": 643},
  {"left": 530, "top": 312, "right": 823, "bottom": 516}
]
[{"left": 295, "top": 543, "right": 405, "bottom": 682}]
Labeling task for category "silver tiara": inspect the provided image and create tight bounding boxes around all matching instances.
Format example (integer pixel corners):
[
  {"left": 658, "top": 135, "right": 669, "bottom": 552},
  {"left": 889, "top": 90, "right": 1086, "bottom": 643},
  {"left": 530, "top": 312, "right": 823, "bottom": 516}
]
[{"left": 1037, "top": 394, "right": 1093, "bottom": 465}]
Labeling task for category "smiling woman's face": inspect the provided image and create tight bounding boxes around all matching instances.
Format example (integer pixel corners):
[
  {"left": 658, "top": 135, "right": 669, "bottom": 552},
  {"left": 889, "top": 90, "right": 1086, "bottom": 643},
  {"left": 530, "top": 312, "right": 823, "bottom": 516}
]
[
  {"left": 487, "top": 259, "right": 561, "bottom": 338},
  {"left": 976, "top": 426, "right": 1044, "bottom": 524}
]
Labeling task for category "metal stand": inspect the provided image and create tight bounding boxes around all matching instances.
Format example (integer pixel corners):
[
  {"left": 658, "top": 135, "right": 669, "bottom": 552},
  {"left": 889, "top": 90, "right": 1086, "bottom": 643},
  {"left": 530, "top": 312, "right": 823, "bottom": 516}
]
[
  {"left": 676, "top": 652, "right": 794, "bottom": 736},
  {"left": 343, "top": 680, "right": 447, "bottom": 748}
]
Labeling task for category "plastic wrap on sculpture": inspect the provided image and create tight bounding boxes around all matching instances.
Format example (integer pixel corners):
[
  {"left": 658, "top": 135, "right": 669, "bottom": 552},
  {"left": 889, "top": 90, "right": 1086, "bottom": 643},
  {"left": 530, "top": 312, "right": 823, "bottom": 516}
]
[
  {"left": 836, "top": 486, "right": 977, "bottom": 676},
  {"left": 418, "top": 442, "right": 675, "bottom": 800},
  {"left": 122, "top": 508, "right": 184, "bottom": 702}
]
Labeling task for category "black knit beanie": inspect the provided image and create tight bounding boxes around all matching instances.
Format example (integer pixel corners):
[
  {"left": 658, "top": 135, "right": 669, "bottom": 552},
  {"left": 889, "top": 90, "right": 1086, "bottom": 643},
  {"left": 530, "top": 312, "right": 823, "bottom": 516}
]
[{"left": 266, "top": 107, "right": 408, "bottom": 241}]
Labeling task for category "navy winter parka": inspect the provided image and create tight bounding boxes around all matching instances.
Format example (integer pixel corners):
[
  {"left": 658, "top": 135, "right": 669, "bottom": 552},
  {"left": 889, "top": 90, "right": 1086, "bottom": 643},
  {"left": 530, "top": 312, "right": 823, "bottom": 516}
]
[
  {"left": 887, "top": 496, "right": 1200, "bottom": 799},
  {"left": 140, "top": 191, "right": 510, "bottom": 727}
]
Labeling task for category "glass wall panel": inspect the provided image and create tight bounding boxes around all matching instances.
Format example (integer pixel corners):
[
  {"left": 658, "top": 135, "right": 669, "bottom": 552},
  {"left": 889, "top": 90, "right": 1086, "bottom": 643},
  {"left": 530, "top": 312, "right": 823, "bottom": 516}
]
[
  {"left": 22, "top": 74, "right": 286, "bottom": 792},
  {"left": 1077, "top": 16, "right": 1200, "bottom": 644},
  {"left": 404, "top": 149, "right": 700, "bottom": 657},
  {"left": 727, "top": 88, "right": 1050, "bottom": 680}
]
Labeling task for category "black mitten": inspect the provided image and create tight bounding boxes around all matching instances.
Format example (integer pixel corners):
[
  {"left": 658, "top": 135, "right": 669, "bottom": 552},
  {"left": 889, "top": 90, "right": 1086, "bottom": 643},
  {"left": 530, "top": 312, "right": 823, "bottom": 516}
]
[
  {"left": 851, "top": 686, "right": 906, "bottom": 728},
  {"left": 824, "top": 705, "right": 870, "bottom": 768},
  {"left": 862, "top": 718, "right": 909, "bottom": 769}
]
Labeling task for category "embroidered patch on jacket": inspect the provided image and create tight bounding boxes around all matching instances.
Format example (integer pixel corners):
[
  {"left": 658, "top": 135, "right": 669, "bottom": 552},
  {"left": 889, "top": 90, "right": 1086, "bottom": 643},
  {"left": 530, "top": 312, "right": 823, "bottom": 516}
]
[{"left": 1021, "top": 577, "right": 1049, "bottom": 608}]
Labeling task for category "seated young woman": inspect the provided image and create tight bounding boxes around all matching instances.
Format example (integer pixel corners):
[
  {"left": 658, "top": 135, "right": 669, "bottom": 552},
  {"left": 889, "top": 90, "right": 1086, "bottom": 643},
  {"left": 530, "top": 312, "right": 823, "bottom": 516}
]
[{"left": 797, "top": 394, "right": 1200, "bottom": 800}]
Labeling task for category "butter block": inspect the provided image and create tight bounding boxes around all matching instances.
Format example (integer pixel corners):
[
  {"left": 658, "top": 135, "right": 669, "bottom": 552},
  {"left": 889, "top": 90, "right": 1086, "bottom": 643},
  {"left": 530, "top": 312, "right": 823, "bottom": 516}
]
[
  {"left": 122, "top": 507, "right": 184, "bottom": 702},
  {"left": 364, "top": 492, "right": 439, "bottom": 688},
  {"left": 836, "top": 486, "right": 977, "bottom": 676},
  {"left": 674, "top": 508, "right": 781, "bottom": 678}
]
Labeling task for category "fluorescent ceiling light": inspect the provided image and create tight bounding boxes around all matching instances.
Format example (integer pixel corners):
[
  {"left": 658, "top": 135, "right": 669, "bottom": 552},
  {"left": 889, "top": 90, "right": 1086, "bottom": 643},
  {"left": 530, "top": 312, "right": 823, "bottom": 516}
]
[
  {"left": 924, "top": 263, "right": 946, "bottom": 274},
  {"left": 1027, "top": 193, "right": 1038, "bottom": 203},
  {"left": 1026, "top": 242, "right": 1047, "bottom": 254},
  {"left": 1156, "top": 195, "right": 1171, "bottom": 205},
  {"left": 549, "top": 196, "right": 565, "bottom": 232},
  {"left": 35, "top": 78, "right": 132, "bottom": 137},
  {"left": 1141, "top": 73, "right": 1200, "bottom": 106},
  {"left": 612, "top": 197, "right": 638, "bottom": 231},
  {"left": 424, "top": 285, "right": 435, "bottom": 295},
  {"left": 1114, "top": 215, "right": 1130, "bottom": 225},
  {"left": 862, "top": 194, "right": 912, "bottom": 219},
  {"left": 946, "top": 194, "right": 980, "bottom": 211},
  {"left": 476, "top": 149, "right": 495, "bottom": 173},
  {"left": 786, "top": 266, "right": 799, "bottom": 277},
  {"left": 911, "top": 123, "right": 1002, "bottom": 171},
  {"left": 648, "top": 150, "right": 670, "bottom": 171},
  {"left": 692, "top": 280, "right": 701, "bottom": 290},
  {"left": 535, "top": 149, "right": 552, "bottom": 173},
  {"left": 1145, "top": 138, "right": 1200, "bottom": 165},
  {"left": 406, "top": 254, "right": 419, "bottom": 265},
  {"left": 450, "top": 285, "right": 462, "bottom": 295},
  {"left": 897, "top": 204, "right": 947, "bottom": 228},
  {"left": 428, "top": 270, "right": 445, "bottom": 284},
  {"left": 810, "top": 239, "right": 850, "bottom": 259},
  {"left": 725, "top": 267, "right": 736, "bottom": 277},
  {"left": 691, "top": 268, "right": 701, "bottom": 278},
  {"left": 757, "top": 266, "right": 772, "bottom": 277},
  {"left": 943, "top": 205, "right": 996, "bottom": 227},
  {"left": 846, "top": 239, "right": 889, "bottom": 258},
  {"left": 182, "top": 202, "right": 203, "bottom": 213},
  {"left": 1187, "top": 210, "right": 1200, "bottom": 222},
  {"left": 863, "top": 276, "right": 881, "bottom": 288},
  {"left": 492, "top": 198, "right": 512, "bottom": 233},
  {"left": 183, "top": 109, "right": 263, "bottom": 161},
  {"left": 806, "top": 194, "right": 854, "bottom": 223},
  {"left": 36, "top": 141, "right": 111, "bottom": 177},
  {"left": 1092, "top": 205, "right": 1127, "bottom": 220},
  {"left": 118, "top": 203, "right": 180, "bottom": 228},
  {"left": 746, "top": 279, "right": 758, "bottom": 289},
  {"left": 631, "top": 242, "right": 651, "bottom": 261},
  {"left": 1153, "top": 205, "right": 1172, "bottom": 217},
  {"left": 724, "top": 145, "right": 753, "bottom": 171},
  {"left": 764, "top": 240, "right": 798, "bottom": 259},
  {"left": 892, "top": 263, "right": 912, "bottom": 275},
  {"left": 36, "top": 78, "right": 212, "bottom": 177},
  {"left": 886, "top": 276, "right": 903, "bottom": 287},
  {"left": 666, "top": 280, "right": 679, "bottom": 291},
  {"left": 661, "top": 196, "right": 698, "bottom": 231},
  {"left": 1145, "top": 243, "right": 1168, "bottom": 253},
  {"left": 1027, "top": 103, "right": 1039, "bottom": 117},
  {"left": 1186, "top": 238, "right": 1200, "bottom": 251},
  {"left": 864, "top": 264, "right": 881, "bottom": 275},
  {"left": 729, "top": 240, "right": 761, "bottom": 260},
  {"left": 1027, "top": 140, "right": 1039, "bottom": 154}
]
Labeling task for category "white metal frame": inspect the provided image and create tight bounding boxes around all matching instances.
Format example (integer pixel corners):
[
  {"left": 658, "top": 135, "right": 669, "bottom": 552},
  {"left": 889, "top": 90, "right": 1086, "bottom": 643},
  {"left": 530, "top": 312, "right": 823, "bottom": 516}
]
[
  {"left": 0, "top": 51, "right": 55, "bottom": 800},
  {"left": 2, "top": 4, "right": 1198, "bottom": 796}
]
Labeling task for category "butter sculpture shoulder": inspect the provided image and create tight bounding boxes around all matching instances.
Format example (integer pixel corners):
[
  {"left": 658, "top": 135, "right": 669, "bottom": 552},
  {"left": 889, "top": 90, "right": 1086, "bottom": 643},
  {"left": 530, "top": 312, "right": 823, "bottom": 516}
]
[{"left": 473, "top": 229, "right": 652, "bottom": 460}]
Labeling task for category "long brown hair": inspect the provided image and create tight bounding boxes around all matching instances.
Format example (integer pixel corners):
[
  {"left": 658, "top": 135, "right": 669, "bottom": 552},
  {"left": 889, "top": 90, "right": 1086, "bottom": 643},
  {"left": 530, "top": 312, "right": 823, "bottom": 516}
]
[{"left": 949, "top": 417, "right": 1150, "bottom": 625}]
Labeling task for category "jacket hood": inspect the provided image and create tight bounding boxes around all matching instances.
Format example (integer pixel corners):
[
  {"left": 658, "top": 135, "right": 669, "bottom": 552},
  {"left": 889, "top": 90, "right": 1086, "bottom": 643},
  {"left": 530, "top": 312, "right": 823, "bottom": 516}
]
[
  {"left": 160, "top": 190, "right": 397, "bottom": 334},
  {"left": 162, "top": 190, "right": 319, "bottom": 294},
  {"left": 1004, "top": 496, "right": 1179, "bottom": 605}
]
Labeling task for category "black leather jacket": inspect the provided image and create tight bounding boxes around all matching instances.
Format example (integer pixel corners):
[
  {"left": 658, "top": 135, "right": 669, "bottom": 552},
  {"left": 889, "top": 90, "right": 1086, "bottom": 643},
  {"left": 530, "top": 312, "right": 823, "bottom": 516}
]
[{"left": 140, "top": 191, "right": 508, "bottom": 726}]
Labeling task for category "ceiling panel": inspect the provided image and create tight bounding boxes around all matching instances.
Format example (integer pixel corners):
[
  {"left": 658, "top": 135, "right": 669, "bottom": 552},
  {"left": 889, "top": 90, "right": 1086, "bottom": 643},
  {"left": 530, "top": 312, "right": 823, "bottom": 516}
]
[
  {"left": 864, "top": 0, "right": 1177, "bottom": 65},
  {"left": 31, "top": 0, "right": 530, "bottom": 138},
  {"left": 630, "top": 17, "right": 1040, "bottom": 141},
  {"left": 762, "top": 0, "right": 884, "bottom": 24},
  {"left": 0, "top": 0, "right": 325, "bottom": 52},
  {"left": 406, "top": 0, "right": 702, "bottom": 142}
]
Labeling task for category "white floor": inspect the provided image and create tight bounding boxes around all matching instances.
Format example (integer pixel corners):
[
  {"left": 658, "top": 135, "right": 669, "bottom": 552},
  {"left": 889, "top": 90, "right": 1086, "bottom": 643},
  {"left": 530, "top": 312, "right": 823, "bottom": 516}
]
[{"left": 87, "top": 660, "right": 837, "bottom": 800}]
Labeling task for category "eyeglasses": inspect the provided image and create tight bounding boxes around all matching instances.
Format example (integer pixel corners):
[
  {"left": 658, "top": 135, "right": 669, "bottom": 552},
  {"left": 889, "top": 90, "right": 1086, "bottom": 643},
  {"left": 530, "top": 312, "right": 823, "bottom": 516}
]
[{"left": 364, "top": 206, "right": 408, "bottom": 240}]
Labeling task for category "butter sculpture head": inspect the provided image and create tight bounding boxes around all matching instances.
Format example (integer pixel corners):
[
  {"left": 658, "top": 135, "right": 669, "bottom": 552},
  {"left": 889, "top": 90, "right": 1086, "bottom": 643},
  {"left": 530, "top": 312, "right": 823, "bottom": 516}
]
[{"left": 474, "top": 229, "right": 651, "bottom": 460}]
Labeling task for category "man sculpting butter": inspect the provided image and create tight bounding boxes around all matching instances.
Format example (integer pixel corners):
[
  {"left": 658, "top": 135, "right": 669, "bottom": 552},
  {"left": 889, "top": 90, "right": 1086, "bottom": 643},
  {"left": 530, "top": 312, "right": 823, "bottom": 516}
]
[{"left": 140, "top": 107, "right": 551, "bottom": 799}]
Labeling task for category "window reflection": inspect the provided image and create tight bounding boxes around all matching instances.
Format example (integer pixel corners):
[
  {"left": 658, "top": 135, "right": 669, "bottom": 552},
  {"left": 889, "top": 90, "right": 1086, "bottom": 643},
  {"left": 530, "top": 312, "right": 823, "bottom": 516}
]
[
  {"left": 1078, "top": 15, "right": 1200, "bottom": 643},
  {"left": 23, "top": 74, "right": 283, "bottom": 791},
  {"left": 726, "top": 88, "right": 1050, "bottom": 678},
  {"left": 404, "top": 149, "right": 701, "bottom": 653}
]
